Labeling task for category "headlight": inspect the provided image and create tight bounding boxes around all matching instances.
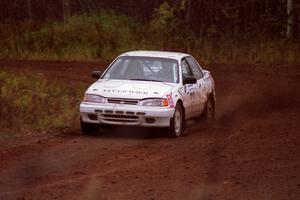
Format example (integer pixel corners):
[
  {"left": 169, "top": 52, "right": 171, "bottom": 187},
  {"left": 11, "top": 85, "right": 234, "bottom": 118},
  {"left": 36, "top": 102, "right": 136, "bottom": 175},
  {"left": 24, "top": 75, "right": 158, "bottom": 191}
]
[
  {"left": 139, "top": 98, "right": 169, "bottom": 107},
  {"left": 83, "top": 94, "right": 106, "bottom": 103}
]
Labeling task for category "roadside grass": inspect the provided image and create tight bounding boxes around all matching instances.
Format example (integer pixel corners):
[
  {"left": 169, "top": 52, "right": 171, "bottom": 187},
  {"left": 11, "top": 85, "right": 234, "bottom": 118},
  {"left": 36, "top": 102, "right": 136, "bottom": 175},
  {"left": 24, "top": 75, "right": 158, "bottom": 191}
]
[
  {"left": 0, "top": 11, "right": 139, "bottom": 62},
  {"left": 0, "top": 70, "right": 84, "bottom": 136},
  {"left": 190, "top": 38, "right": 300, "bottom": 65}
]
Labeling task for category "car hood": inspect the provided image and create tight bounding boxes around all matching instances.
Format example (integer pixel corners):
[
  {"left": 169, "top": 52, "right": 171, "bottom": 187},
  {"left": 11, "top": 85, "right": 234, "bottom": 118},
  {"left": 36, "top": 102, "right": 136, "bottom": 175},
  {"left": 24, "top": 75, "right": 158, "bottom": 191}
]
[{"left": 86, "top": 79, "right": 177, "bottom": 99}]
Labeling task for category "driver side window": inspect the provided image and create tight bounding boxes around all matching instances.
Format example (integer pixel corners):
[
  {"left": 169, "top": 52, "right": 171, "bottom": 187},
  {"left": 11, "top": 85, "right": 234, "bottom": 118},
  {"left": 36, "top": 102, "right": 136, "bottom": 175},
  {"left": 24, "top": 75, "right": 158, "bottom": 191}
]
[
  {"left": 186, "top": 57, "right": 204, "bottom": 80},
  {"left": 181, "top": 59, "right": 193, "bottom": 78}
]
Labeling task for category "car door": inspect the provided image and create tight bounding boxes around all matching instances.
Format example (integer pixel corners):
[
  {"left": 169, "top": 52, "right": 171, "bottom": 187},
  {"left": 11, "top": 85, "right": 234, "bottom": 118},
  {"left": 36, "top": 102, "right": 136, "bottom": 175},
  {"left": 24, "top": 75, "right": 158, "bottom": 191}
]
[
  {"left": 186, "top": 56, "right": 207, "bottom": 114},
  {"left": 181, "top": 58, "right": 199, "bottom": 119}
]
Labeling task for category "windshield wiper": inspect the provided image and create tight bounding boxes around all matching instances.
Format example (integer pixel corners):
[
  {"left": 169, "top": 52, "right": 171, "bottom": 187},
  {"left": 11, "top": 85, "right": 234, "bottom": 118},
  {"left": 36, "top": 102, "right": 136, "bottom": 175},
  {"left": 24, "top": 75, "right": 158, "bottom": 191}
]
[{"left": 130, "top": 78, "right": 163, "bottom": 82}]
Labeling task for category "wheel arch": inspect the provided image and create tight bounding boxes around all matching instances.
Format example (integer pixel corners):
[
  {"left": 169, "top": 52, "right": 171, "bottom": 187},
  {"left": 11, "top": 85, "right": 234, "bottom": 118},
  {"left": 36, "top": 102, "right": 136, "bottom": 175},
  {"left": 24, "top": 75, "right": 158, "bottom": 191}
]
[{"left": 208, "top": 92, "right": 216, "bottom": 111}]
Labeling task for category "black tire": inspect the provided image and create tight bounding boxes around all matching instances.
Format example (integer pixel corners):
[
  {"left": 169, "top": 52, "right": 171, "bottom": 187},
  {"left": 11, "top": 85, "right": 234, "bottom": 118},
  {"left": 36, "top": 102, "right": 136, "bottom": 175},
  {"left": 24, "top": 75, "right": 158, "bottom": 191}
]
[
  {"left": 204, "top": 95, "right": 215, "bottom": 122},
  {"left": 169, "top": 103, "right": 184, "bottom": 138},
  {"left": 80, "top": 118, "right": 98, "bottom": 135}
]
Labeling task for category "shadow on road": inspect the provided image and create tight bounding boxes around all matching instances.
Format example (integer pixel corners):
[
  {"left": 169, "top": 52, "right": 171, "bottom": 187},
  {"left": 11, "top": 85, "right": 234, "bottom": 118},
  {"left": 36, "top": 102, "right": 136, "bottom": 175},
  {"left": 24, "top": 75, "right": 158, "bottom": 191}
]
[{"left": 65, "top": 126, "right": 171, "bottom": 140}]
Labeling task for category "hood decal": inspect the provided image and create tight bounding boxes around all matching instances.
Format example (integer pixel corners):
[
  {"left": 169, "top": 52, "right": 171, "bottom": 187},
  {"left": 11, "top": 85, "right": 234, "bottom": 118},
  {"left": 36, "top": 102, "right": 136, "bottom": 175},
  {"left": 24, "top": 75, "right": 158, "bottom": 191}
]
[
  {"left": 103, "top": 89, "right": 148, "bottom": 95},
  {"left": 87, "top": 80, "right": 176, "bottom": 99}
]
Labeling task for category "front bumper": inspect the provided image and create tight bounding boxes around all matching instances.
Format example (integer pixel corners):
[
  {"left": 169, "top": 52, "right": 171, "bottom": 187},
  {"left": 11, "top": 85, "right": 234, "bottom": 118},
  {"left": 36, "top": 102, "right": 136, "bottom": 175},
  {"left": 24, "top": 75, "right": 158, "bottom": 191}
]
[{"left": 80, "top": 102, "right": 175, "bottom": 127}]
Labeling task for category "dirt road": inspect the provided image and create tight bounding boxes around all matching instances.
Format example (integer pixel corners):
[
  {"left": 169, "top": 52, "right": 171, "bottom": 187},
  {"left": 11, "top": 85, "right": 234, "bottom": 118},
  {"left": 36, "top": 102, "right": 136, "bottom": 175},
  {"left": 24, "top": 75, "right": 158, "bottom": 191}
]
[{"left": 0, "top": 60, "right": 299, "bottom": 200}]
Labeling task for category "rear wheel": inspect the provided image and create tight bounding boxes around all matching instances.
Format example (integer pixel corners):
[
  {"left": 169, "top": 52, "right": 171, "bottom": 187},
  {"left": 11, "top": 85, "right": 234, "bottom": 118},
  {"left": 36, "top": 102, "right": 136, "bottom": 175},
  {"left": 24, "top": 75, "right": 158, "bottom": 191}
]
[
  {"left": 81, "top": 118, "right": 98, "bottom": 135},
  {"left": 169, "top": 104, "right": 184, "bottom": 138},
  {"left": 204, "top": 95, "right": 215, "bottom": 122}
]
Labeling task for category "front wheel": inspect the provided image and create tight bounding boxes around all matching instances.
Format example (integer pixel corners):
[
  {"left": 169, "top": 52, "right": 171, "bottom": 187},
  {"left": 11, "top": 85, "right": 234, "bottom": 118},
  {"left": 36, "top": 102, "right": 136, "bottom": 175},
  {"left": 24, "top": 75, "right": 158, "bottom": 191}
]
[
  {"left": 81, "top": 118, "right": 98, "bottom": 135},
  {"left": 169, "top": 104, "right": 184, "bottom": 138}
]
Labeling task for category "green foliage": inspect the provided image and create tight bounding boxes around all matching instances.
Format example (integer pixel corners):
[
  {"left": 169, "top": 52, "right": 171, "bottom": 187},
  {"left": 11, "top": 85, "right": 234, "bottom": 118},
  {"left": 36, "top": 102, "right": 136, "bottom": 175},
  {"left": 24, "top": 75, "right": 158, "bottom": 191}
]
[
  {"left": 0, "top": 70, "right": 84, "bottom": 135},
  {"left": 148, "top": 1, "right": 187, "bottom": 49},
  {"left": 0, "top": 7, "right": 299, "bottom": 64}
]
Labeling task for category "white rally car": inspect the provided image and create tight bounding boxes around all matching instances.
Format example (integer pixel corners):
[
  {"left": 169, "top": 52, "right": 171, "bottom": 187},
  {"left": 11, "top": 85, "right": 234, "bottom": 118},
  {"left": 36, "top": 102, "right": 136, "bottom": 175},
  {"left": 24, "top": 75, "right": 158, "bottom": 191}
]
[{"left": 80, "top": 51, "right": 215, "bottom": 137}]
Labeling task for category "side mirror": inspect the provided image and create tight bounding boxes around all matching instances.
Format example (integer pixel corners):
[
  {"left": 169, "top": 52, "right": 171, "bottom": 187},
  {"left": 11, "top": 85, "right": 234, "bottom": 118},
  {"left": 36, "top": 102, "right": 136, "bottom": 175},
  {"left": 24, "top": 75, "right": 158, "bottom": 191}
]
[
  {"left": 91, "top": 71, "right": 102, "bottom": 79},
  {"left": 183, "top": 76, "right": 197, "bottom": 85}
]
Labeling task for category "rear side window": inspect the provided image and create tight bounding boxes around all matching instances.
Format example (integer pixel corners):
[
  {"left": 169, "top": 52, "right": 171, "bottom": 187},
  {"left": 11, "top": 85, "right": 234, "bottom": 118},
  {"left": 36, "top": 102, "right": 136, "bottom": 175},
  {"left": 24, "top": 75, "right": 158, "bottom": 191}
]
[{"left": 186, "top": 57, "right": 204, "bottom": 79}]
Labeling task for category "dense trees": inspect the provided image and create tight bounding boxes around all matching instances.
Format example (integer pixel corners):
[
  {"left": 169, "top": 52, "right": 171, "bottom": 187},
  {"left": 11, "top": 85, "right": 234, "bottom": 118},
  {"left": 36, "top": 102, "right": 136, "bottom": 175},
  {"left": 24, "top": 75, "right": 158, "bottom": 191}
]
[
  {"left": 0, "top": 0, "right": 299, "bottom": 39},
  {"left": 287, "top": 0, "right": 294, "bottom": 38},
  {"left": 0, "top": 0, "right": 299, "bottom": 63}
]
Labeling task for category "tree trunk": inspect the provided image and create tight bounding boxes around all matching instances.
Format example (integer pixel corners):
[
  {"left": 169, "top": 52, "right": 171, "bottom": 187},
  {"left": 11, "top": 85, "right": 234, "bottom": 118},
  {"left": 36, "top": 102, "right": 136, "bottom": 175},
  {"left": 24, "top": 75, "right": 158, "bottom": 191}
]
[
  {"left": 287, "top": 0, "right": 294, "bottom": 39},
  {"left": 265, "top": 0, "right": 269, "bottom": 13},
  {"left": 27, "top": 0, "right": 32, "bottom": 20},
  {"left": 186, "top": 0, "right": 191, "bottom": 25},
  {"left": 63, "top": 0, "right": 70, "bottom": 22}
]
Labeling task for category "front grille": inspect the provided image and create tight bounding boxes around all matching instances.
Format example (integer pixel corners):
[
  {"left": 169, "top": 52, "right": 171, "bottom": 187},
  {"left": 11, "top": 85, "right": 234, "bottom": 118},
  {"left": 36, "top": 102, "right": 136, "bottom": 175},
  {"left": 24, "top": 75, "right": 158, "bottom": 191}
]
[
  {"left": 102, "top": 114, "right": 138, "bottom": 120},
  {"left": 88, "top": 114, "right": 98, "bottom": 121},
  {"left": 107, "top": 98, "right": 139, "bottom": 105},
  {"left": 101, "top": 113, "right": 139, "bottom": 123}
]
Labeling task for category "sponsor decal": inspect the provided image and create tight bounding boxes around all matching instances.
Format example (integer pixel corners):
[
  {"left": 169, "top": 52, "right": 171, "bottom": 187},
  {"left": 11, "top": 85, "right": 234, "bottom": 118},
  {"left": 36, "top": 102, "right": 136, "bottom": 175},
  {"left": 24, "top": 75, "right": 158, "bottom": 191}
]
[
  {"left": 103, "top": 89, "right": 148, "bottom": 95},
  {"left": 204, "top": 77, "right": 211, "bottom": 82},
  {"left": 167, "top": 94, "right": 174, "bottom": 107},
  {"left": 198, "top": 83, "right": 202, "bottom": 89},
  {"left": 178, "top": 87, "right": 184, "bottom": 96},
  {"left": 185, "top": 84, "right": 197, "bottom": 93},
  {"left": 177, "top": 90, "right": 183, "bottom": 96}
]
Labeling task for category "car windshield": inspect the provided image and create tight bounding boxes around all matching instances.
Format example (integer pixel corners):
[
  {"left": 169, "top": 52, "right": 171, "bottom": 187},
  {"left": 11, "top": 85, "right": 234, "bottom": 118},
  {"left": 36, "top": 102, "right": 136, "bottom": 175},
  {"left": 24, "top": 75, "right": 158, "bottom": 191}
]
[{"left": 102, "top": 56, "right": 179, "bottom": 83}]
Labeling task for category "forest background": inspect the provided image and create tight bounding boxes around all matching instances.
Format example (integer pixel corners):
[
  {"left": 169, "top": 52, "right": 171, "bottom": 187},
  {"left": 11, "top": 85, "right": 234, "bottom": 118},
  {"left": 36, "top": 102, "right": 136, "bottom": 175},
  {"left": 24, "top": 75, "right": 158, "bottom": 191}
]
[{"left": 0, "top": 0, "right": 299, "bottom": 64}]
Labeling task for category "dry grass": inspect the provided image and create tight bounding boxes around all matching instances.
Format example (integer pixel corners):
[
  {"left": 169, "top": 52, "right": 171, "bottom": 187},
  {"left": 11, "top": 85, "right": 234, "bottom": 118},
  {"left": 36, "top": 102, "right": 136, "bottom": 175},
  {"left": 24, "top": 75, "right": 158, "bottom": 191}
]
[{"left": 0, "top": 70, "right": 84, "bottom": 135}]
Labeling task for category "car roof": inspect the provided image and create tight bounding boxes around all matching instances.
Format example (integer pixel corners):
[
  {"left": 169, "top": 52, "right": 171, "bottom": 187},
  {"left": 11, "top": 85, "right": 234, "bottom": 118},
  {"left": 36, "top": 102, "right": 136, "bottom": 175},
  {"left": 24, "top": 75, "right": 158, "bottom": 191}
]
[{"left": 119, "top": 51, "right": 191, "bottom": 61}]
